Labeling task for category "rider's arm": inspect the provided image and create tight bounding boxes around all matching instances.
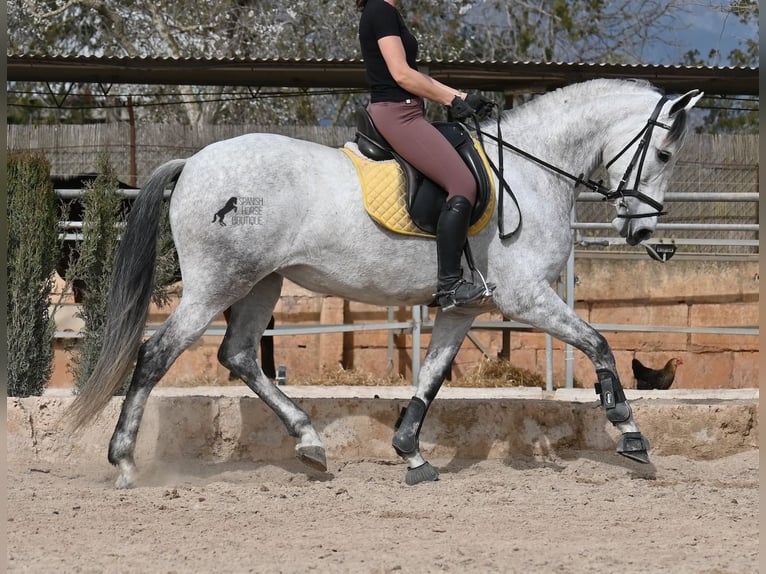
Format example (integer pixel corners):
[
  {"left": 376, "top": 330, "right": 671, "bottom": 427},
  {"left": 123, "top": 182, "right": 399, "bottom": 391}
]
[{"left": 377, "top": 35, "right": 466, "bottom": 106}]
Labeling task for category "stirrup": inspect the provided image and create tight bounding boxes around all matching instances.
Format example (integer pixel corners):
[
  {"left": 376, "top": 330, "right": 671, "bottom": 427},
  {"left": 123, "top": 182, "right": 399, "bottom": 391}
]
[{"left": 434, "top": 279, "right": 494, "bottom": 311}]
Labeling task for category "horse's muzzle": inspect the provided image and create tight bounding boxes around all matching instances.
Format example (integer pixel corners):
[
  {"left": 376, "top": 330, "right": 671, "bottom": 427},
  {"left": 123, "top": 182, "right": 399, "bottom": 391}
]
[
  {"left": 612, "top": 214, "right": 654, "bottom": 246},
  {"left": 626, "top": 227, "right": 653, "bottom": 246}
]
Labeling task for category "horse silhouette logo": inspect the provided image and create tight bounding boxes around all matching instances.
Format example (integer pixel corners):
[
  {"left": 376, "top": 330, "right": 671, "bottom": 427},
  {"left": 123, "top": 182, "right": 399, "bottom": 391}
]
[{"left": 212, "top": 197, "right": 238, "bottom": 226}]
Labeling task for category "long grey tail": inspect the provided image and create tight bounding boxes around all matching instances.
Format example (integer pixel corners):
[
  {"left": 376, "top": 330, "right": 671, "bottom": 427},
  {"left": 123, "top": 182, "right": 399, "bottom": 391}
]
[{"left": 66, "top": 159, "right": 186, "bottom": 431}]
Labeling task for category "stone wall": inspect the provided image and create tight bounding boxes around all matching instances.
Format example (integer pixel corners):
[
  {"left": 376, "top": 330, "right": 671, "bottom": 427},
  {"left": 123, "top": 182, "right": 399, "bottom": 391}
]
[
  {"left": 8, "top": 390, "right": 759, "bottom": 466},
  {"left": 49, "top": 258, "right": 759, "bottom": 390}
]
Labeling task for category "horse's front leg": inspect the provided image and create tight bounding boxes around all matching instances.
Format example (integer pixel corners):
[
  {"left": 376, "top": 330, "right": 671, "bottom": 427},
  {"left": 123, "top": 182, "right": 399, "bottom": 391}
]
[
  {"left": 497, "top": 285, "right": 650, "bottom": 464},
  {"left": 393, "top": 309, "right": 476, "bottom": 485}
]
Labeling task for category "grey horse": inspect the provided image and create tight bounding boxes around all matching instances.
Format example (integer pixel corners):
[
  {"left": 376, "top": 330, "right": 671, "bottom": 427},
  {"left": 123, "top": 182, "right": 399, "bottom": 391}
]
[{"left": 66, "top": 79, "right": 703, "bottom": 488}]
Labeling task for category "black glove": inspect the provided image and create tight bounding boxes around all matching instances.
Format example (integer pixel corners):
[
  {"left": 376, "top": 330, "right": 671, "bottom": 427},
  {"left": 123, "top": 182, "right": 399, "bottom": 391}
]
[
  {"left": 449, "top": 95, "right": 476, "bottom": 121},
  {"left": 465, "top": 93, "right": 496, "bottom": 119}
]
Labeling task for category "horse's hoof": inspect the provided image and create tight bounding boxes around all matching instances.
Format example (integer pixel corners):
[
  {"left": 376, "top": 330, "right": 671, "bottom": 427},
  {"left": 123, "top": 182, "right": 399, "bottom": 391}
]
[
  {"left": 115, "top": 477, "right": 133, "bottom": 489},
  {"left": 114, "top": 460, "right": 136, "bottom": 489},
  {"left": 296, "top": 445, "right": 328, "bottom": 472},
  {"left": 115, "top": 472, "right": 135, "bottom": 489},
  {"left": 616, "top": 431, "right": 651, "bottom": 464},
  {"left": 405, "top": 462, "right": 439, "bottom": 485},
  {"left": 619, "top": 449, "right": 650, "bottom": 464}
]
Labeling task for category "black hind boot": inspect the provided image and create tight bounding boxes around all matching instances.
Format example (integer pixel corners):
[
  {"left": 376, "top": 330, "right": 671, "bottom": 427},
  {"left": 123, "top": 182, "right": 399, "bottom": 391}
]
[{"left": 434, "top": 196, "right": 488, "bottom": 310}]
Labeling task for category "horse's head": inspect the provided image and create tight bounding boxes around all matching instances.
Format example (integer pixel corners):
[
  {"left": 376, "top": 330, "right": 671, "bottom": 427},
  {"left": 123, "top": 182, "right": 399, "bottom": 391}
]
[{"left": 604, "top": 89, "right": 704, "bottom": 246}]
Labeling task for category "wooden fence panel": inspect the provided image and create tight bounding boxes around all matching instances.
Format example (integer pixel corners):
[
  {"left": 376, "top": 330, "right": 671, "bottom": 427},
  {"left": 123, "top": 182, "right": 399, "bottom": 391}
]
[{"left": 8, "top": 124, "right": 356, "bottom": 182}]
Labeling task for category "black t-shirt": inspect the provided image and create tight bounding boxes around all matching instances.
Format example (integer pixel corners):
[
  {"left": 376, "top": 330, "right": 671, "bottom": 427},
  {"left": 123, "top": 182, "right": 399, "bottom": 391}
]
[{"left": 358, "top": 0, "right": 418, "bottom": 102}]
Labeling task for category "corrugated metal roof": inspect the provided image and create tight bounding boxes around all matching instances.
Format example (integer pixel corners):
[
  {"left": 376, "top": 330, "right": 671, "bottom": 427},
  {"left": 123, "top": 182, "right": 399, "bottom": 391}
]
[{"left": 7, "top": 54, "right": 758, "bottom": 95}]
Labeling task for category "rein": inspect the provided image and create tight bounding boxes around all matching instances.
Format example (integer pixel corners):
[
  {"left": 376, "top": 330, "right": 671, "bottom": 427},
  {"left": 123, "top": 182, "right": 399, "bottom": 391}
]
[{"left": 469, "top": 96, "right": 671, "bottom": 240}]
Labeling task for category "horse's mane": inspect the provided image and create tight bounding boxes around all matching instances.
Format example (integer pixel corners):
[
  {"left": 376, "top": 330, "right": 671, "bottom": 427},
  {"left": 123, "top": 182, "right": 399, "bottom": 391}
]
[
  {"left": 502, "top": 78, "right": 660, "bottom": 117},
  {"left": 498, "top": 78, "right": 687, "bottom": 144}
]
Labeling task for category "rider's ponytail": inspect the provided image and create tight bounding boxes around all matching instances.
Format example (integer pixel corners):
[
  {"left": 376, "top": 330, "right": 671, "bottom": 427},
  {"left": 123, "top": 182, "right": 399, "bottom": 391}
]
[{"left": 356, "top": 0, "right": 367, "bottom": 10}]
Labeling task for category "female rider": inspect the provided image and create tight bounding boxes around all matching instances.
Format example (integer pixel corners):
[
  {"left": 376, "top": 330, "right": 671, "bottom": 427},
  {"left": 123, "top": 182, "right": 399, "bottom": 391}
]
[{"left": 357, "top": 0, "right": 494, "bottom": 309}]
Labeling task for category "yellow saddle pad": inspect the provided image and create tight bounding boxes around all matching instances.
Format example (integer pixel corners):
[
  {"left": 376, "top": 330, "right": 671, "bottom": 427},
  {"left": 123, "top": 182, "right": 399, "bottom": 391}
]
[{"left": 342, "top": 142, "right": 495, "bottom": 238}]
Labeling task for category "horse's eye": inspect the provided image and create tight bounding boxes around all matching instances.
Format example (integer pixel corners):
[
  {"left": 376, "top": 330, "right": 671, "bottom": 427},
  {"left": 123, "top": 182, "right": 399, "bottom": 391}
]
[{"left": 657, "top": 150, "right": 672, "bottom": 163}]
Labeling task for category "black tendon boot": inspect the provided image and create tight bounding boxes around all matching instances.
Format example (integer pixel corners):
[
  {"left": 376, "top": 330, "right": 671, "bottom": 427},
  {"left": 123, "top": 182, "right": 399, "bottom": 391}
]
[{"left": 434, "top": 195, "right": 488, "bottom": 310}]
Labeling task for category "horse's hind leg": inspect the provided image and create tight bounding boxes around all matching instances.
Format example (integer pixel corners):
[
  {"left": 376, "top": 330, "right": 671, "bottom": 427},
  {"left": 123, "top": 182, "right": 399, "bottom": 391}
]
[
  {"left": 393, "top": 310, "right": 476, "bottom": 485},
  {"left": 217, "top": 274, "right": 327, "bottom": 472},
  {"left": 223, "top": 309, "right": 276, "bottom": 380},
  {"left": 109, "top": 299, "right": 220, "bottom": 488},
  {"left": 497, "top": 285, "right": 650, "bottom": 463}
]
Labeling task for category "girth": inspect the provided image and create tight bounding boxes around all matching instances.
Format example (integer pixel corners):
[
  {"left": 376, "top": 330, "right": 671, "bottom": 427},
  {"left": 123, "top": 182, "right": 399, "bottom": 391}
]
[{"left": 355, "top": 106, "right": 492, "bottom": 235}]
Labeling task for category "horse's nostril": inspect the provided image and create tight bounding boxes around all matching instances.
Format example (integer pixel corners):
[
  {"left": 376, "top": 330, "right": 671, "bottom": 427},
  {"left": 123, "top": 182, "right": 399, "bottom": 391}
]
[
  {"left": 629, "top": 228, "right": 652, "bottom": 245},
  {"left": 638, "top": 229, "right": 653, "bottom": 242}
]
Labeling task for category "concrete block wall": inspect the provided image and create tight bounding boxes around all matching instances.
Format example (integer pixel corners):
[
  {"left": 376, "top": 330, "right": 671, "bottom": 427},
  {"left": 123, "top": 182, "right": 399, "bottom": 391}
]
[{"left": 49, "top": 258, "right": 759, "bottom": 390}]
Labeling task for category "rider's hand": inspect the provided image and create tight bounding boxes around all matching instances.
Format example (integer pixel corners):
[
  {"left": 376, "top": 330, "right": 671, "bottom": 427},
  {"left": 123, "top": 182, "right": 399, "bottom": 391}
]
[
  {"left": 449, "top": 95, "right": 476, "bottom": 120},
  {"left": 465, "top": 93, "right": 496, "bottom": 120}
]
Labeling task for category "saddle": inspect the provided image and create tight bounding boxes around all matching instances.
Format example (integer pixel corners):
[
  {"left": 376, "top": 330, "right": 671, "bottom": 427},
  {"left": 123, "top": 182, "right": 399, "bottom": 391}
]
[{"left": 354, "top": 106, "right": 493, "bottom": 235}]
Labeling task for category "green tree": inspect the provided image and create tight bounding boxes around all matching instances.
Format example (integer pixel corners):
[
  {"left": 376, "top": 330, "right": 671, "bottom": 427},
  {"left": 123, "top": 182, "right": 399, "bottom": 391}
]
[
  {"left": 403, "top": 0, "right": 689, "bottom": 64},
  {"left": 7, "top": 154, "right": 59, "bottom": 396},
  {"left": 68, "top": 154, "right": 127, "bottom": 390},
  {"left": 8, "top": 0, "right": 360, "bottom": 125},
  {"left": 8, "top": 0, "right": 756, "bottom": 126},
  {"left": 153, "top": 200, "right": 181, "bottom": 309}
]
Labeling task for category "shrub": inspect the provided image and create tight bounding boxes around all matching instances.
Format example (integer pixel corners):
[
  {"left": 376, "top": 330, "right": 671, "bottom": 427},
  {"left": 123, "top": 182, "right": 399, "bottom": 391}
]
[
  {"left": 7, "top": 153, "right": 59, "bottom": 396},
  {"left": 69, "top": 154, "right": 127, "bottom": 390},
  {"left": 153, "top": 199, "right": 180, "bottom": 308}
]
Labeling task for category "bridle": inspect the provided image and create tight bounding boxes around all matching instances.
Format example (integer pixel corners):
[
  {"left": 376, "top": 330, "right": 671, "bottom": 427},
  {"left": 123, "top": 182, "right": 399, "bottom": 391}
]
[
  {"left": 471, "top": 95, "right": 672, "bottom": 240},
  {"left": 602, "top": 95, "right": 670, "bottom": 219}
]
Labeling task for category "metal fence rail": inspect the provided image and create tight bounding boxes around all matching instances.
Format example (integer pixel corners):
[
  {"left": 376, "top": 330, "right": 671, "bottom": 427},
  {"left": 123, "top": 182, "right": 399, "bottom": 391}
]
[
  {"left": 51, "top": 317, "right": 761, "bottom": 391},
  {"left": 578, "top": 199, "right": 758, "bottom": 255}
]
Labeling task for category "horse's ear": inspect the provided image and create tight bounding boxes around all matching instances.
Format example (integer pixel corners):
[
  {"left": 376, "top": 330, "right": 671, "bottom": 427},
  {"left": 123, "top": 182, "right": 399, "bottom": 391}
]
[{"left": 668, "top": 90, "right": 704, "bottom": 116}]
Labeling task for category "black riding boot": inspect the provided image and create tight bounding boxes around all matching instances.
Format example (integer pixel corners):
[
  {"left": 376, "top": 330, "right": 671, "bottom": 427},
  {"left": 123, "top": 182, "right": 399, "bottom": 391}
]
[{"left": 435, "top": 195, "right": 488, "bottom": 310}]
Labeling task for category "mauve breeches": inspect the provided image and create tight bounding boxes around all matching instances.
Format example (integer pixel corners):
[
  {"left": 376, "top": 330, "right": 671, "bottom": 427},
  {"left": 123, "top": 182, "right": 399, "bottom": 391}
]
[{"left": 367, "top": 98, "right": 476, "bottom": 205}]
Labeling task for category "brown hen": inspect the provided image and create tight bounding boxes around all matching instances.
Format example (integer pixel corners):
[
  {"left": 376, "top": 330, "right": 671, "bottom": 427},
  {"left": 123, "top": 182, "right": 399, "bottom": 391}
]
[{"left": 632, "top": 357, "right": 683, "bottom": 390}]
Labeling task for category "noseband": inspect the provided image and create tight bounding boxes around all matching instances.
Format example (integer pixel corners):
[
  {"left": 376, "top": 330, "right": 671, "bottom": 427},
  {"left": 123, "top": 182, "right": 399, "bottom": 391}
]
[{"left": 473, "top": 95, "right": 673, "bottom": 238}]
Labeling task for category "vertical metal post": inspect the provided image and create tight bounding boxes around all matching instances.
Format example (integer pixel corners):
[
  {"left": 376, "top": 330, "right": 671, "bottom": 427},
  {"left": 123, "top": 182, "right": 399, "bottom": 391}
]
[
  {"left": 411, "top": 305, "right": 422, "bottom": 387},
  {"left": 550, "top": 274, "right": 566, "bottom": 392},
  {"left": 545, "top": 333, "right": 554, "bottom": 392},
  {"left": 387, "top": 306, "right": 395, "bottom": 376},
  {"left": 499, "top": 315, "right": 511, "bottom": 360},
  {"left": 127, "top": 96, "right": 137, "bottom": 187},
  {"left": 565, "top": 207, "right": 576, "bottom": 388}
]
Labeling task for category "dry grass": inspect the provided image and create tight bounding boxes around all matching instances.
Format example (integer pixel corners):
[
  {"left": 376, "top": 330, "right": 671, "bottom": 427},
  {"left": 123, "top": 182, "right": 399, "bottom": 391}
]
[
  {"left": 288, "top": 358, "right": 549, "bottom": 388},
  {"left": 158, "top": 373, "right": 226, "bottom": 388},
  {"left": 159, "top": 359, "right": 563, "bottom": 389},
  {"left": 454, "top": 358, "right": 546, "bottom": 388},
  {"left": 289, "top": 368, "right": 407, "bottom": 387}
]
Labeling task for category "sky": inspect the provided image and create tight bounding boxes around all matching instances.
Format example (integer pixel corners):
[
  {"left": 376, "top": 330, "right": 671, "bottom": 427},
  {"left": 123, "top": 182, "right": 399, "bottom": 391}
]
[{"left": 646, "top": 5, "right": 758, "bottom": 65}]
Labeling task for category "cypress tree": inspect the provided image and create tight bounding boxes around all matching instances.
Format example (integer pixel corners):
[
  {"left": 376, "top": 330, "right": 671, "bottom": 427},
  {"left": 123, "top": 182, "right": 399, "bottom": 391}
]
[
  {"left": 70, "top": 154, "right": 126, "bottom": 390},
  {"left": 7, "top": 153, "right": 58, "bottom": 396}
]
